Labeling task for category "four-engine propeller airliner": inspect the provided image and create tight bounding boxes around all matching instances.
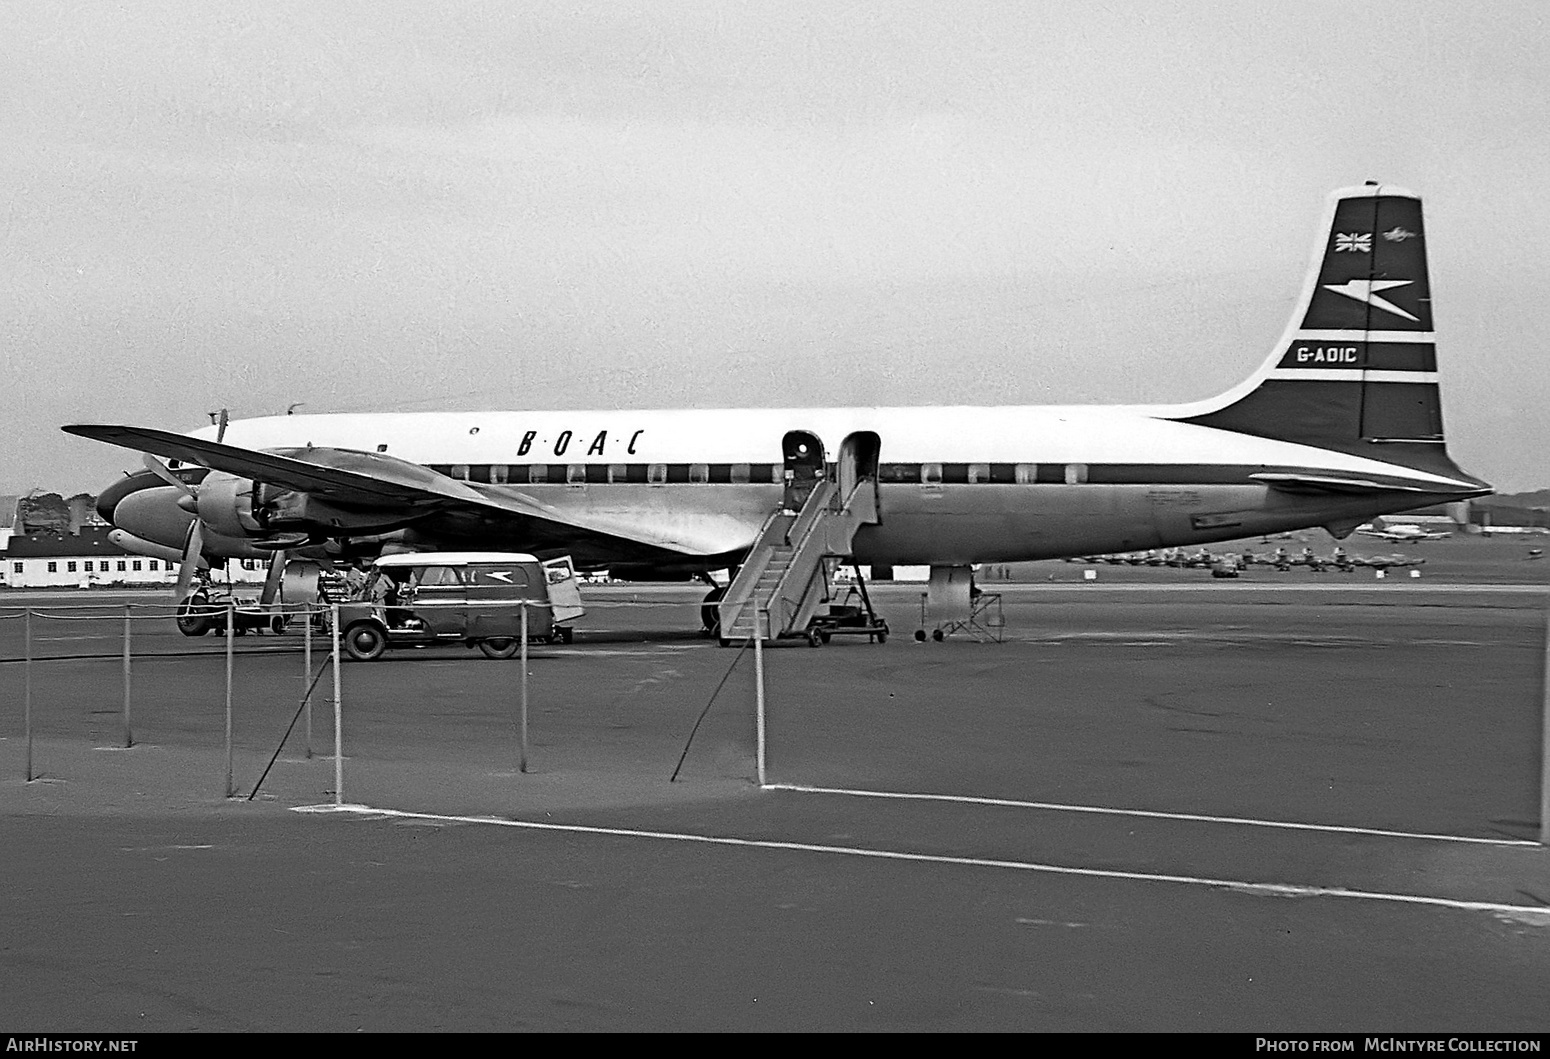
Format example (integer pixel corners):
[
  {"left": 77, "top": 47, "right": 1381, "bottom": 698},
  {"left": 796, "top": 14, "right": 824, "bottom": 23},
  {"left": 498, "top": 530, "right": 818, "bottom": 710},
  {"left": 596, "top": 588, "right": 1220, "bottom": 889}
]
[
  {"left": 67, "top": 183, "right": 1490, "bottom": 637},
  {"left": 1356, "top": 522, "right": 1453, "bottom": 542}
]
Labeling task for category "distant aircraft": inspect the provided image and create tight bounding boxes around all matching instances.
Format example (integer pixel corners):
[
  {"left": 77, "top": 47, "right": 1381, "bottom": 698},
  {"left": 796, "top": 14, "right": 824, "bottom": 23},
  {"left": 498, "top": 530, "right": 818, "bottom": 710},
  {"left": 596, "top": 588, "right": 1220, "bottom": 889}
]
[
  {"left": 1352, "top": 553, "right": 1425, "bottom": 569},
  {"left": 66, "top": 183, "right": 1489, "bottom": 641},
  {"left": 1357, "top": 523, "right": 1452, "bottom": 542}
]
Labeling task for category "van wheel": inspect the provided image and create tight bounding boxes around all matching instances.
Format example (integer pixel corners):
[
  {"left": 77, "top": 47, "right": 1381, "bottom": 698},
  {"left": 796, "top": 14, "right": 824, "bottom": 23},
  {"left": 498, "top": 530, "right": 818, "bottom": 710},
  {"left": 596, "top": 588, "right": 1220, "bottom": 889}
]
[
  {"left": 343, "top": 623, "right": 387, "bottom": 661},
  {"left": 479, "top": 638, "right": 520, "bottom": 659}
]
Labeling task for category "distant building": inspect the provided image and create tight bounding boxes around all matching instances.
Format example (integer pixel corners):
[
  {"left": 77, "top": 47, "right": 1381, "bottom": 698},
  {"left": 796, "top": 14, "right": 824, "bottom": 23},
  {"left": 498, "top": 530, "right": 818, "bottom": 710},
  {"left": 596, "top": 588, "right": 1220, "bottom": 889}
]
[
  {"left": 2, "top": 527, "right": 269, "bottom": 589},
  {"left": 0, "top": 496, "right": 17, "bottom": 554}
]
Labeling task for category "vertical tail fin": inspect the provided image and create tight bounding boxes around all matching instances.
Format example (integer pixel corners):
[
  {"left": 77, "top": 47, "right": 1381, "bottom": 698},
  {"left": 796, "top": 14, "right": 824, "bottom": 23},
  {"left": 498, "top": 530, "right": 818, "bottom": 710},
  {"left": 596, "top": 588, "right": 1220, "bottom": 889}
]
[{"left": 1167, "top": 184, "right": 1484, "bottom": 489}]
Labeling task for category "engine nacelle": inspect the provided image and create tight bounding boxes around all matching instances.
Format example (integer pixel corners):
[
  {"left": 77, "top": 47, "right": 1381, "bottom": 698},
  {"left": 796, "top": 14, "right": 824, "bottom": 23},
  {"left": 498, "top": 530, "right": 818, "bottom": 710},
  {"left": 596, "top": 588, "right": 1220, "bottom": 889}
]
[{"left": 195, "top": 472, "right": 264, "bottom": 539}]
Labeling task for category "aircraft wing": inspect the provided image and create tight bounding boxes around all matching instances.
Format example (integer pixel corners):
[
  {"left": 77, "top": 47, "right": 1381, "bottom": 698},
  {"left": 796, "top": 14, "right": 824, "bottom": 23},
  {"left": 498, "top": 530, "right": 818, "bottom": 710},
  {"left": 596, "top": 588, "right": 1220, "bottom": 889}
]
[
  {"left": 66, "top": 425, "right": 469, "bottom": 507},
  {"left": 62, "top": 424, "right": 709, "bottom": 556}
]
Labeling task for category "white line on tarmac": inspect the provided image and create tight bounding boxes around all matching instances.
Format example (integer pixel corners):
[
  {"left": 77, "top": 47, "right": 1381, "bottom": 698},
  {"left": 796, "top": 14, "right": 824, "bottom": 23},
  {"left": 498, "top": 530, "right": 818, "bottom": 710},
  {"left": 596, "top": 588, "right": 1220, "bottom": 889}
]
[
  {"left": 290, "top": 803, "right": 1550, "bottom": 922},
  {"left": 1001, "top": 583, "right": 1547, "bottom": 594},
  {"left": 766, "top": 784, "right": 1538, "bottom": 847}
]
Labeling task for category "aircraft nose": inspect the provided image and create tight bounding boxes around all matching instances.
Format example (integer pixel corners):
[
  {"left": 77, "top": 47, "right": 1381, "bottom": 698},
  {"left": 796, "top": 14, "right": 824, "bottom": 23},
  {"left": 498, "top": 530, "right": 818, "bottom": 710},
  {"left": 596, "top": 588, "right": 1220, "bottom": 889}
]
[
  {"left": 95, "top": 470, "right": 164, "bottom": 524},
  {"left": 112, "top": 486, "right": 196, "bottom": 549}
]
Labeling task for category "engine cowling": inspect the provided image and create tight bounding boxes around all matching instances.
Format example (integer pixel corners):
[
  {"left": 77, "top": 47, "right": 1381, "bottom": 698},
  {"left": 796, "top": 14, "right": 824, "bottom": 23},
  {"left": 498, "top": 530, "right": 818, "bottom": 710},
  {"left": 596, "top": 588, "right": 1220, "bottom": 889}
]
[{"left": 195, "top": 472, "right": 264, "bottom": 539}]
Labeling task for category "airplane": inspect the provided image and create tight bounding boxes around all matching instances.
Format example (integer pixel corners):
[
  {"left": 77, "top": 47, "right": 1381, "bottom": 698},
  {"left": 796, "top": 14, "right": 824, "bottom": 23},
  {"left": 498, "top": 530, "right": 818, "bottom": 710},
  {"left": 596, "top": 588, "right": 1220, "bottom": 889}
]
[
  {"left": 1356, "top": 522, "right": 1452, "bottom": 542},
  {"left": 65, "top": 182, "right": 1491, "bottom": 641},
  {"left": 1351, "top": 552, "right": 1425, "bottom": 570}
]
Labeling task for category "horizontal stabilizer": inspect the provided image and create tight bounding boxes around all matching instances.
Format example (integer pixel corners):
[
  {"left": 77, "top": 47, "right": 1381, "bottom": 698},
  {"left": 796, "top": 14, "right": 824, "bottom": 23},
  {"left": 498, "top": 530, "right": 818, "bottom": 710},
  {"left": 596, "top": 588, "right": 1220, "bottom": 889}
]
[{"left": 1250, "top": 471, "right": 1432, "bottom": 495}]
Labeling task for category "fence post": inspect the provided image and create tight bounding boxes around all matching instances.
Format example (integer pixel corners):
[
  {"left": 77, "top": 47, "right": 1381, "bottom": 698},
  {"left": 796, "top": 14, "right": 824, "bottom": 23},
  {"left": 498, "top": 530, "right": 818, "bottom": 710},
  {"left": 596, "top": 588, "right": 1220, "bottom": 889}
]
[
  {"left": 122, "top": 603, "right": 132, "bottom": 749},
  {"left": 755, "top": 609, "right": 767, "bottom": 788},
  {"left": 332, "top": 603, "right": 342, "bottom": 806},
  {"left": 302, "top": 609, "right": 313, "bottom": 760},
  {"left": 519, "top": 602, "right": 529, "bottom": 774},
  {"left": 24, "top": 608, "right": 33, "bottom": 783},
  {"left": 224, "top": 601, "right": 234, "bottom": 798}
]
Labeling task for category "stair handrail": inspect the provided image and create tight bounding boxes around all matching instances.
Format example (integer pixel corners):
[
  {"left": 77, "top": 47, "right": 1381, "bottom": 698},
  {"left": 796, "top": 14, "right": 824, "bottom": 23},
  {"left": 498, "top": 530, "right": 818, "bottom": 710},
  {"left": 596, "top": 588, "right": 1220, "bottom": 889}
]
[
  {"left": 784, "top": 479, "right": 838, "bottom": 545},
  {"left": 765, "top": 481, "right": 848, "bottom": 633},
  {"left": 717, "top": 505, "right": 792, "bottom": 639}
]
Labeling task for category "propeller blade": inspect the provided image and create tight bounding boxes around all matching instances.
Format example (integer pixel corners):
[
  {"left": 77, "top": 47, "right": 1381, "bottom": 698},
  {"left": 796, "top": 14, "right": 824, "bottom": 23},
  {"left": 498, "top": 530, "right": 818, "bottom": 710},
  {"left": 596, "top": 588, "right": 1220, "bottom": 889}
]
[
  {"left": 173, "top": 518, "right": 204, "bottom": 603},
  {"left": 259, "top": 550, "right": 287, "bottom": 606},
  {"left": 143, "top": 452, "right": 194, "bottom": 496}
]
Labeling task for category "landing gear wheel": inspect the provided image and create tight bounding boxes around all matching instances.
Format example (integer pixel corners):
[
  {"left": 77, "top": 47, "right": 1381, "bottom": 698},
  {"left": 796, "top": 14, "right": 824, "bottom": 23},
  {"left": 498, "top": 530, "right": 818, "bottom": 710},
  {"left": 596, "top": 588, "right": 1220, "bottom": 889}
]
[
  {"left": 819, "top": 630, "right": 832, "bottom": 645},
  {"left": 557, "top": 626, "right": 573, "bottom": 644},
  {"left": 478, "top": 638, "right": 519, "bottom": 659},
  {"left": 914, "top": 629, "right": 926, "bottom": 642},
  {"left": 931, "top": 628, "right": 944, "bottom": 642},
  {"left": 806, "top": 628, "right": 823, "bottom": 648},
  {"left": 176, "top": 594, "right": 212, "bottom": 637},
  {"left": 876, "top": 622, "right": 889, "bottom": 644},
  {"left": 700, "top": 586, "right": 727, "bottom": 637},
  {"left": 343, "top": 623, "right": 387, "bottom": 661},
  {"left": 269, "top": 615, "right": 286, "bottom": 635}
]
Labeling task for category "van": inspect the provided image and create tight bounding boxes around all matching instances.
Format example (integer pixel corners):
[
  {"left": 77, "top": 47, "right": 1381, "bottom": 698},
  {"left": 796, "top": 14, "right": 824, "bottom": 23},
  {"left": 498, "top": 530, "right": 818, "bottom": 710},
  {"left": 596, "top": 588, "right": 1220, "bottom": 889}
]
[{"left": 336, "top": 552, "right": 555, "bottom": 661}]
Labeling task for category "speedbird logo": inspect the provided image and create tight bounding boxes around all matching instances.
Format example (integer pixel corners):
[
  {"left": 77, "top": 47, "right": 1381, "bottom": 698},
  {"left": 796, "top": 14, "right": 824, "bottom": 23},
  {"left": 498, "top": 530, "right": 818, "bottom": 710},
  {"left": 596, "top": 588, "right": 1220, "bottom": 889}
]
[
  {"left": 1321, "top": 278, "right": 1420, "bottom": 322},
  {"left": 1382, "top": 227, "right": 1418, "bottom": 242}
]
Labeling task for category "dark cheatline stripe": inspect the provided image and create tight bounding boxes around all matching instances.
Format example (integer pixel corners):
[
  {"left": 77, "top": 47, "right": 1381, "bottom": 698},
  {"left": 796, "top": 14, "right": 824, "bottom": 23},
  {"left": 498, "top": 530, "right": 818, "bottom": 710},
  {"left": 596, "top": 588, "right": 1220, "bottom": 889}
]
[{"left": 414, "top": 461, "right": 1464, "bottom": 491}]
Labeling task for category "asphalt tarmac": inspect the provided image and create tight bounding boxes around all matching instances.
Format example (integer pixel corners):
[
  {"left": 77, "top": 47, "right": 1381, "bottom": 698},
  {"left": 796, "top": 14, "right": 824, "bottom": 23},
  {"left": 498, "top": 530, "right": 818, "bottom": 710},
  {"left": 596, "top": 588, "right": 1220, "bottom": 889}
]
[{"left": 1, "top": 571, "right": 1547, "bottom": 1031}]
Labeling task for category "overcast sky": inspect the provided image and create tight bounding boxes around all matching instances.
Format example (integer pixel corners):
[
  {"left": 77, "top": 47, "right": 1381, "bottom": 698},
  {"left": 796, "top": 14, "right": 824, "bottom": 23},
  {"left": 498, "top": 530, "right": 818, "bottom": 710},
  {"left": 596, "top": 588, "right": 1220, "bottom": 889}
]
[{"left": 4, "top": 1, "right": 1547, "bottom": 495}]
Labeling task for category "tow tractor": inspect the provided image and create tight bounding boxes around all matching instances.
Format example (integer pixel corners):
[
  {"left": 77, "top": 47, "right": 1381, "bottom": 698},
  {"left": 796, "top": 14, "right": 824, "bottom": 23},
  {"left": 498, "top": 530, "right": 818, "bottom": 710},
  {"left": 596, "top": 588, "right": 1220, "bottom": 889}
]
[{"left": 176, "top": 583, "right": 290, "bottom": 637}]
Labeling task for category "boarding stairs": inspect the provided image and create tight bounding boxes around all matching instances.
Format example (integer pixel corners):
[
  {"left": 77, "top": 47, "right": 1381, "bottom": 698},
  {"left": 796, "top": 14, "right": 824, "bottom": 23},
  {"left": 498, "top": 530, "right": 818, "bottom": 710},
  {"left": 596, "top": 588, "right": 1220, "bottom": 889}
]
[{"left": 717, "top": 477, "right": 879, "bottom": 644}]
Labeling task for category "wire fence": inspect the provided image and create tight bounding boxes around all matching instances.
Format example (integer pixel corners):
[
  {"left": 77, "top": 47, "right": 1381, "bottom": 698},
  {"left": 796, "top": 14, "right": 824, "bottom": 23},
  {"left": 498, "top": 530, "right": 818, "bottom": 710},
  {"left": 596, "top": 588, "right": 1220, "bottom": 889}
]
[
  {"left": 1, "top": 592, "right": 1545, "bottom": 845},
  {"left": 0, "top": 595, "right": 769, "bottom": 805}
]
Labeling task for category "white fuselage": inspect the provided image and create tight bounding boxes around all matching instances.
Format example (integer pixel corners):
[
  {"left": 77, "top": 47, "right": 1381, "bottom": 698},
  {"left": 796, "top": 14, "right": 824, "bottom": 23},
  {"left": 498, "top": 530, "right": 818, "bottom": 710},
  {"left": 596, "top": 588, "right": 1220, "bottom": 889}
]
[{"left": 192, "top": 405, "right": 1467, "bottom": 564}]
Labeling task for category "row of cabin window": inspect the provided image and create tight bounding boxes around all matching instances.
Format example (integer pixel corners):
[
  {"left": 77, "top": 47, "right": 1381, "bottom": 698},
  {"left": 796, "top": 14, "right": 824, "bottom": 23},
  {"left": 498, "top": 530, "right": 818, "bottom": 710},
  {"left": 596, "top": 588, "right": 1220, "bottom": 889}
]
[
  {"left": 428, "top": 463, "right": 1091, "bottom": 486},
  {"left": 30, "top": 559, "right": 168, "bottom": 574}
]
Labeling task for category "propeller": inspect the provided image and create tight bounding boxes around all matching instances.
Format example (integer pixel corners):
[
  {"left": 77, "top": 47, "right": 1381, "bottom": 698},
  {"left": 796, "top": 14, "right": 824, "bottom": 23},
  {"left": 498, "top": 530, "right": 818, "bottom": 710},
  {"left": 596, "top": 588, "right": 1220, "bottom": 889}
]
[
  {"left": 142, "top": 450, "right": 194, "bottom": 497},
  {"left": 173, "top": 518, "right": 205, "bottom": 604},
  {"left": 259, "top": 549, "right": 287, "bottom": 606},
  {"left": 142, "top": 453, "right": 206, "bottom": 603}
]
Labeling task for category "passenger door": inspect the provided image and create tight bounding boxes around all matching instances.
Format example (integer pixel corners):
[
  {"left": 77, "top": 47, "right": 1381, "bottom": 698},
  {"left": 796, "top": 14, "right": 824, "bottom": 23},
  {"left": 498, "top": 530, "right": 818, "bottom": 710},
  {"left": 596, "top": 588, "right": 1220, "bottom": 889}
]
[{"left": 782, "top": 430, "right": 825, "bottom": 511}]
